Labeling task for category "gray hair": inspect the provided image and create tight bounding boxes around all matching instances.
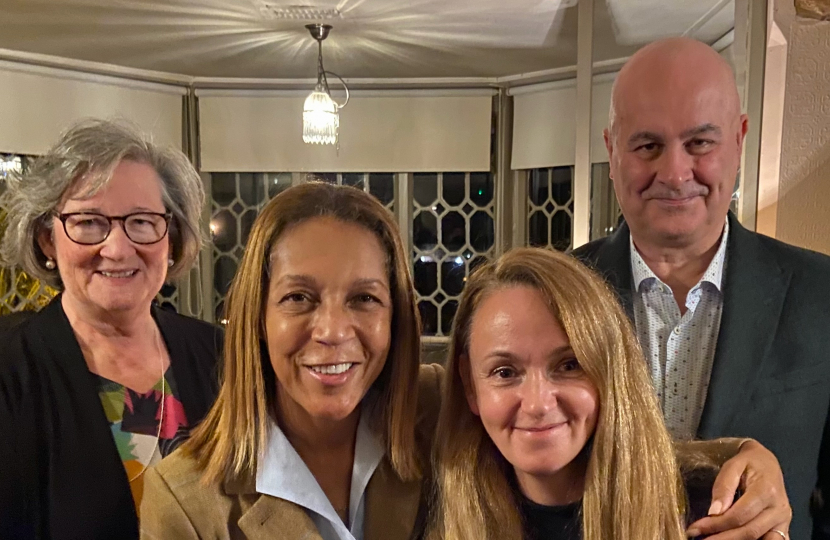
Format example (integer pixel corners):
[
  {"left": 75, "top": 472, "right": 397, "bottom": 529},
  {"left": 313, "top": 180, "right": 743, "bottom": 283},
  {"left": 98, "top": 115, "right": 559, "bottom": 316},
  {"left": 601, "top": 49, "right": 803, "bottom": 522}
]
[{"left": 0, "top": 118, "right": 205, "bottom": 287}]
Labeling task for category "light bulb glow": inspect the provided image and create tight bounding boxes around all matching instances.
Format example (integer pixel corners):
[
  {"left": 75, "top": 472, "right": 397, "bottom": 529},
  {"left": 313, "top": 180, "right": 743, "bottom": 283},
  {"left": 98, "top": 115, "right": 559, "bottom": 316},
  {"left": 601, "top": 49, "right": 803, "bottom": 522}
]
[{"left": 303, "top": 89, "right": 339, "bottom": 145}]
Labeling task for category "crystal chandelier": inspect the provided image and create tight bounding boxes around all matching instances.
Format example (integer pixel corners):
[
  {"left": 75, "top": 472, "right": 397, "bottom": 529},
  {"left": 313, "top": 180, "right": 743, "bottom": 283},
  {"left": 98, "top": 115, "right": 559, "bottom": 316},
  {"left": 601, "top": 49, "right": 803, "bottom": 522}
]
[{"left": 303, "top": 24, "right": 349, "bottom": 145}]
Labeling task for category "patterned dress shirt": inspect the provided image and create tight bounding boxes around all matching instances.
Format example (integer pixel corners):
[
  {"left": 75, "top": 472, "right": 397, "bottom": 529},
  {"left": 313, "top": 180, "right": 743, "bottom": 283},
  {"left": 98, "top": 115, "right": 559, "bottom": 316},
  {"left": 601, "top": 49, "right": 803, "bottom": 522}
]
[{"left": 629, "top": 220, "right": 729, "bottom": 439}]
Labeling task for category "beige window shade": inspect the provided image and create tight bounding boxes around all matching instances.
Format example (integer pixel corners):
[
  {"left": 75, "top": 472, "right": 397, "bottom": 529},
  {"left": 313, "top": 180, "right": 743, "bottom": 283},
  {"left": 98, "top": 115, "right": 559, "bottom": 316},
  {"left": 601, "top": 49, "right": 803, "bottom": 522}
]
[
  {"left": 198, "top": 91, "right": 493, "bottom": 173},
  {"left": 0, "top": 62, "right": 185, "bottom": 155},
  {"left": 510, "top": 76, "right": 614, "bottom": 170}
]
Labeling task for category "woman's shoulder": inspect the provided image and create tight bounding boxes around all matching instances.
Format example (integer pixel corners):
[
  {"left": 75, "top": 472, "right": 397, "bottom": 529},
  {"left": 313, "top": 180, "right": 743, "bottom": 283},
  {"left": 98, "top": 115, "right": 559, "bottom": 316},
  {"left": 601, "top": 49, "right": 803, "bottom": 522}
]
[
  {"left": 150, "top": 447, "right": 208, "bottom": 488},
  {"left": 0, "top": 310, "right": 36, "bottom": 335},
  {"left": 0, "top": 299, "right": 63, "bottom": 344},
  {"left": 418, "top": 363, "right": 444, "bottom": 391},
  {"left": 141, "top": 448, "right": 253, "bottom": 536},
  {"left": 417, "top": 364, "right": 444, "bottom": 417},
  {"left": 0, "top": 303, "right": 66, "bottom": 380},
  {"left": 413, "top": 363, "right": 445, "bottom": 455}
]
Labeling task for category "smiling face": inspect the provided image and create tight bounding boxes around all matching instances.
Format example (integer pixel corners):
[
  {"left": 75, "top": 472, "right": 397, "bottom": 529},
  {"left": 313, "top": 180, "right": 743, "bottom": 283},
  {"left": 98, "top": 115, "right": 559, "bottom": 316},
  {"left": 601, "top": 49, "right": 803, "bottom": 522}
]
[
  {"left": 38, "top": 159, "right": 170, "bottom": 318},
  {"left": 463, "top": 285, "right": 599, "bottom": 504},
  {"left": 264, "top": 216, "right": 393, "bottom": 430},
  {"left": 605, "top": 39, "right": 748, "bottom": 250}
]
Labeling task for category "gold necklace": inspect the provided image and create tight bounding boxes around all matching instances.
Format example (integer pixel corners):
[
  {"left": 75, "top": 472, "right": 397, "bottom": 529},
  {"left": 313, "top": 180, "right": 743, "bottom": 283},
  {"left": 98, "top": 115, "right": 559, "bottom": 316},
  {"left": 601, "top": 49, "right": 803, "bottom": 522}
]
[{"left": 126, "top": 326, "right": 166, "bottom": 483}]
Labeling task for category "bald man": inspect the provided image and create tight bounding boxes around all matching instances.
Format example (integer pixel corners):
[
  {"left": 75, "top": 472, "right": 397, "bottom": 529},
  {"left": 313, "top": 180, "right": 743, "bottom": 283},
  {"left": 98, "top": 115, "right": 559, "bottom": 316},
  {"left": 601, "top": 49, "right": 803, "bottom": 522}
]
[{"left": 575, "top": 38, "right": 830, "bottom": 539}]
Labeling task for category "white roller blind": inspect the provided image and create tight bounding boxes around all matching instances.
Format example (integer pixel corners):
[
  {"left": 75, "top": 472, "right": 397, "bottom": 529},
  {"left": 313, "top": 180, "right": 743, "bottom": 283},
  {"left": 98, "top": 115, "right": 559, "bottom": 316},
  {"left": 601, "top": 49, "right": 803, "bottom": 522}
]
[
  {"left": 0, "top": 61, "right": 185, "bottom": 155},
  {"left": 198, "top": 91, "right": 493, "bottom": 173},
  {"left": 510, "top": 75, "right": 615, "bottom": 170}
]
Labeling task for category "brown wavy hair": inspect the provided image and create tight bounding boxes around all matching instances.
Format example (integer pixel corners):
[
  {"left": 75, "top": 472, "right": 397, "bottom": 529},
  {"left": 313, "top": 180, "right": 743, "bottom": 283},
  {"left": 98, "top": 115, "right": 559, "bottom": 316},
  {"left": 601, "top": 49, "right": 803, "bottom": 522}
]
[
  {"left": 185, "top": 182, "right": 422, "bottom": 483},
  {"left": 430, "top": 247, "right": 687, "bottom": 540}
]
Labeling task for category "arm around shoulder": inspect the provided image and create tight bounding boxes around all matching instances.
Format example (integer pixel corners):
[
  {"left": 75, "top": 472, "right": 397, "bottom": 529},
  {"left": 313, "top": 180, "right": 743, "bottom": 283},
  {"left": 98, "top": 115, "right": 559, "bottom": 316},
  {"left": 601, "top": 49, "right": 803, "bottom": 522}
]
[{"left": 676, "top": 437, "right": 750, "bottom": 467}]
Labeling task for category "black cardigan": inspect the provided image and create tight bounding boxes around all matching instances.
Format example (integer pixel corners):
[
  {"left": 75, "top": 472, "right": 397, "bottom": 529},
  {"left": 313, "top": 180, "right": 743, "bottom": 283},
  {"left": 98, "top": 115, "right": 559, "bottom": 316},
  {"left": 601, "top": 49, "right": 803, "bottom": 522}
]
[{"left": 0, "top": 297, "right": 223, "bottom": 540}]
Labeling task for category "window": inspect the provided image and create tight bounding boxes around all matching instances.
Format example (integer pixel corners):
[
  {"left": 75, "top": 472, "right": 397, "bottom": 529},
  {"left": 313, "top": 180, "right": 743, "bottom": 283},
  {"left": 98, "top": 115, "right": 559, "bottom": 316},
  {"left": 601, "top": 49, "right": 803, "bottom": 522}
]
[
  {"left": 412, "top": 172, "right": 495, "bottom": 337},
  {"left": 310, "top": 173, "right": 396, "bottom": 213},
  {"left": 590, "top": 162, "right": 623, "bottom": 241},
  {"left": 206, "top": 171, "right": 494, "bottom": 341},
  {"left": 210, "top": 172, "right": 292, "bottom": 323},
  {"left": 208, "top": 172, "right": 397, "bottom": 324},
  {"left": 527, "top": 166, "right": 574, "bottom": 251}
]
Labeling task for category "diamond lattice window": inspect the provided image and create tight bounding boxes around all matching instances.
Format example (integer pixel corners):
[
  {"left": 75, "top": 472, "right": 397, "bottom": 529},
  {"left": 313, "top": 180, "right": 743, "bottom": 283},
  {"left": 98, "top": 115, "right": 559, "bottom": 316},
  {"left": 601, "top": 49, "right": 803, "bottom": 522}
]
[
  {"left": 311, "top": 172, "right": 396, "bottom": 213},
  {"left": 210, "top": 172, "right": 292, "bottom": 323},
  {"left": 527, "top": 166, "right": 574, "bottom": 252},
  {"left": 210, "top": 172, "right": 395, "bottom": 324},
  {"left": 412, "top": 172, "right": 495, "bottom": 337}
]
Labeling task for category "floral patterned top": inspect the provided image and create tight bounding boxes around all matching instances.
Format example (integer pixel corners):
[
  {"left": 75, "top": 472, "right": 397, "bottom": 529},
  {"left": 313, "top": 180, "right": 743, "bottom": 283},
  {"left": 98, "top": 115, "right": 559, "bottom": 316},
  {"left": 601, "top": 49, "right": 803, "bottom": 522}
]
[{"left": 97, "top": 368, "right": 189, "bottom": 515}]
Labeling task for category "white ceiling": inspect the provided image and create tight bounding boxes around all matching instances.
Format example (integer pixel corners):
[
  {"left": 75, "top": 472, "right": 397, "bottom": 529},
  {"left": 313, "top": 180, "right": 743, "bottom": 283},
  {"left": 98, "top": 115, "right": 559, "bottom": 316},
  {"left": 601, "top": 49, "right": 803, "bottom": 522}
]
[{"left": 0, "top": 0, "right": 734, "bottom": 81}]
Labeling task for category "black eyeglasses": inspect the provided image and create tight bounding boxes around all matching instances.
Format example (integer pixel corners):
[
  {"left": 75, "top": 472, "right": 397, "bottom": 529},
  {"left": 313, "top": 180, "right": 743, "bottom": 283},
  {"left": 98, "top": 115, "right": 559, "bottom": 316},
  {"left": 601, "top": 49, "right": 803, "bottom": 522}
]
[{"left": 53, "top": 212, "right": 172, "bottom": 245}]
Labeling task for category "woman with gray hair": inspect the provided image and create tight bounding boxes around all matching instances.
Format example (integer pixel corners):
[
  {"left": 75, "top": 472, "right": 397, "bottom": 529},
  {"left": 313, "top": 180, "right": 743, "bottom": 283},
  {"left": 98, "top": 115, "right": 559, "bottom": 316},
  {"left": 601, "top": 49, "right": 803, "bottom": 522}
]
[{"left": 0, "top": 119, "right": 222, "bottom": 540}]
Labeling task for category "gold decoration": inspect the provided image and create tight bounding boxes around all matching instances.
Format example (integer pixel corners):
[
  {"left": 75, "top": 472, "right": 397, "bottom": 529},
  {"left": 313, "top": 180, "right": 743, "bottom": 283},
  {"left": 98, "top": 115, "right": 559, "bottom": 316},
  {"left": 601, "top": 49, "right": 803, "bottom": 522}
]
[
  {"left": 796, "top": 0, "right": 830, "bottom": 20},
  {"left": 0, "top": 268, "right": 58, "bottom": 315},
  {"left": 0, "top": 154, "right": 60, "bottom": 315}
]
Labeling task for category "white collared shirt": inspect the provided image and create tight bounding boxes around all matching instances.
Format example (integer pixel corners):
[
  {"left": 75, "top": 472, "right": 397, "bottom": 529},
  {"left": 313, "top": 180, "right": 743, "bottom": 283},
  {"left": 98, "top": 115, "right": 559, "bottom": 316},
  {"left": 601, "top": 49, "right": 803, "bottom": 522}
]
[
  {"left": 256, "top": 408, "right": 385, "bottom": 540},
  {"left": 630, "top": 220, "right": 729, "bottom": 439}
]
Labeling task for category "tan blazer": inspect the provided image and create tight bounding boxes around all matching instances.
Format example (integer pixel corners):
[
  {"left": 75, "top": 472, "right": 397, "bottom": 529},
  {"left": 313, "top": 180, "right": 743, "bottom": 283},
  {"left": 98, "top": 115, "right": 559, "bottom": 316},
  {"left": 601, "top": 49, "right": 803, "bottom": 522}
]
[{"left": 140, "top": 363, "right": 443, "bottom": 540}]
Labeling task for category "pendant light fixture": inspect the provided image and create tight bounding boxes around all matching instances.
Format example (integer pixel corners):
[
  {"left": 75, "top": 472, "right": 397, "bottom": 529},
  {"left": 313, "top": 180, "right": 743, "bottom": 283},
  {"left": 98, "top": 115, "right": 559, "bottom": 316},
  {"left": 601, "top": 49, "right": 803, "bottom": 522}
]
[{"left": 303, "top": 23, "right": 350, "bottom": 145}]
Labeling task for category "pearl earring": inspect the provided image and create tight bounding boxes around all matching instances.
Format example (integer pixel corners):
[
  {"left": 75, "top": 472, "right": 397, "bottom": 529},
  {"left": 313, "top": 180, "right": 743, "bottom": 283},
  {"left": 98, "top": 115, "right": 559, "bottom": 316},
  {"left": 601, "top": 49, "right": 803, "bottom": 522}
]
[
  {"left": 168, "top": 258, "right": 174, "bottom": 268},
  {"left": 45, "top": 258, "right": 56, "bottom": 270}
]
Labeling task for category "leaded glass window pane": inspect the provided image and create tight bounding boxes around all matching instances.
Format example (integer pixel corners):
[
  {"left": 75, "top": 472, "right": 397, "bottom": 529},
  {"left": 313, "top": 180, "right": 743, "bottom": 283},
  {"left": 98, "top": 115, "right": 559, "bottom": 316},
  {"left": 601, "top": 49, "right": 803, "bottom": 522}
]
[
  {"left": 527, "top": 166, "right": 574, "bottom": 252},
  {"left": 413, "top": 172, "right": 495, "bottom": 337}
]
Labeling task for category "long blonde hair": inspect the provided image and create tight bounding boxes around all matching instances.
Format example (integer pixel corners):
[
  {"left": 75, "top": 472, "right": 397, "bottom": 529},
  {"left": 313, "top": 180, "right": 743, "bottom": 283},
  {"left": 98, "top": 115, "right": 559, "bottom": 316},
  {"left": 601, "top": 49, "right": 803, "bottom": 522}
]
[
  {"left": 431, "top": 247, "right": 687, "bottom": 540},
  {"left": 185, "top": 182, "right": 422, "bottom": 484}
]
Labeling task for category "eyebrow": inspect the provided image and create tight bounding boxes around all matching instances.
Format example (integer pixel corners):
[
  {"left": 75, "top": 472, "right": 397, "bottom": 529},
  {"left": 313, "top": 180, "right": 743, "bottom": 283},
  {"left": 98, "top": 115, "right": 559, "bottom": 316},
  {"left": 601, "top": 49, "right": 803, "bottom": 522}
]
[
  {"left": 274, "top": 274, "right": 388, "bottom": 289},
  {"left": 680, "top": 123, "right": 721, "bottom": 139},
  {"left": 353, "top": 278, "right": 389, "bottom": 290},
  {"left": 61, "top": 206, "right": 163, "bottom": 214},
  {"left": 482, "top": 344, "right": 574, "bottom": 362},
  {"left": 628, "top": 123, "right": 722, "bottom": 146},
  {"left": 627, "top": 131, "right": 664, "bottom": 146},
  {"left": 274, "top": 274, "right": 317, "bottom": 287}
]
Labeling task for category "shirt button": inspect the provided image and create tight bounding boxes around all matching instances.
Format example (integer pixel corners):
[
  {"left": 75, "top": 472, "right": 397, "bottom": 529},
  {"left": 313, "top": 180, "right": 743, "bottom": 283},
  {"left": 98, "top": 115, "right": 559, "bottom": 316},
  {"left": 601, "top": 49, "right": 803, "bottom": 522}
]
[{"left": 673, "top": 327, "right": 681, "bottom": 334}]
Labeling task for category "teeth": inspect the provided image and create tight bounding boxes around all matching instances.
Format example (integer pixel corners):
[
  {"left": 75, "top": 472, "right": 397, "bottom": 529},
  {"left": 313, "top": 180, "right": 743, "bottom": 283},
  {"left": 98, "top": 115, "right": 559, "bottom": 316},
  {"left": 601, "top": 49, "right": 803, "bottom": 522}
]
[
  {"left": 309, "top": 363, "right": 354, "bottom": 375},
  {"left": 100, "top": 270, "right": 136, "bottom": 278}
]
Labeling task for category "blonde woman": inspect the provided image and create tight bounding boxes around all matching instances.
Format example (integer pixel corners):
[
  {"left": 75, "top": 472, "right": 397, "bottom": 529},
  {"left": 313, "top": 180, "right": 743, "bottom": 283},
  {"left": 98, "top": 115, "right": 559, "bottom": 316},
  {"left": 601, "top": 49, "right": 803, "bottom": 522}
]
[
  {"left": 140, "top": 182, "right": 440, "bottom": 539},
  {"left": 140, "top": 183, "right": 786, "bottom": 539},
  {"left": 430, "top": 248, "right": 791, "bottom": 540}
]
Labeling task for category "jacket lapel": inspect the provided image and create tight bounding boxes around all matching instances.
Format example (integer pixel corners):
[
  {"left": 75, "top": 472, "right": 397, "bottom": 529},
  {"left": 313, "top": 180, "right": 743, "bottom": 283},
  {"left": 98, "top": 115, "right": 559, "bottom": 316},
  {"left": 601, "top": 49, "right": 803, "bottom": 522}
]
[
  {"left": 696, "top": 215, "right": 791, "bottom": 438},
  {"left": 590, "top": 223, "right": 636, "bottom": 320},
  {"left": 236, "top": 494, "right": 323, "bottom": 540},
  {"left": 231, "top": 456, "right": 420, "bottom": 540},
  {"left": 363, "top": 459, "right": 422, "bottom": 540}
]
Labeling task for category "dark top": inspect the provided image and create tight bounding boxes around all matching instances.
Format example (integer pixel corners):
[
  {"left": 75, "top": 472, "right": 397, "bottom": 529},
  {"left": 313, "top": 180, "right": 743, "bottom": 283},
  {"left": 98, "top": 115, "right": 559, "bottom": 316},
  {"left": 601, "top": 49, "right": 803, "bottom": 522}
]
[
  {"left": 521, "top": 468, "right": 717, "bottom": 540},
  {"left": 522, "top": 498, "right": 581, "bottom": 540},
  {"left": 573, "top": 213, "right": 830, "bottom": 540},
  {"left": 0, "top": 296, "right": 223, "bottom": 540}
]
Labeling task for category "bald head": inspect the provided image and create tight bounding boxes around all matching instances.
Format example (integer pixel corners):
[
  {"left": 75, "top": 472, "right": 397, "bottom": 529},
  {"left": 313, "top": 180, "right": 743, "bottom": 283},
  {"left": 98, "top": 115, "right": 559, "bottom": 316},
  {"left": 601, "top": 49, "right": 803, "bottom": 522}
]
[
  {"left": 603, "top": 36, "right": 749, "bottom": 254},
  {"left": 609, "top": 38, "right": 741, "bottom": 138}
]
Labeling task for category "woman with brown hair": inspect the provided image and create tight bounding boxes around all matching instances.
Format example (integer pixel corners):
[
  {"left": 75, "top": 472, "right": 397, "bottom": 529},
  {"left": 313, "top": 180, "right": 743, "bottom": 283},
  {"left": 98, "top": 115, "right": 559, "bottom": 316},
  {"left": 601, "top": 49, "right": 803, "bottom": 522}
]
[
  {"left": 140, "top": 182, "right": 441, "bottom": 539},
  {"left": 429, "top": 247, "right": 791, "bottom": 540},
  {"left": 141, "top": 183, "right": 787, "bottom": 540}
]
